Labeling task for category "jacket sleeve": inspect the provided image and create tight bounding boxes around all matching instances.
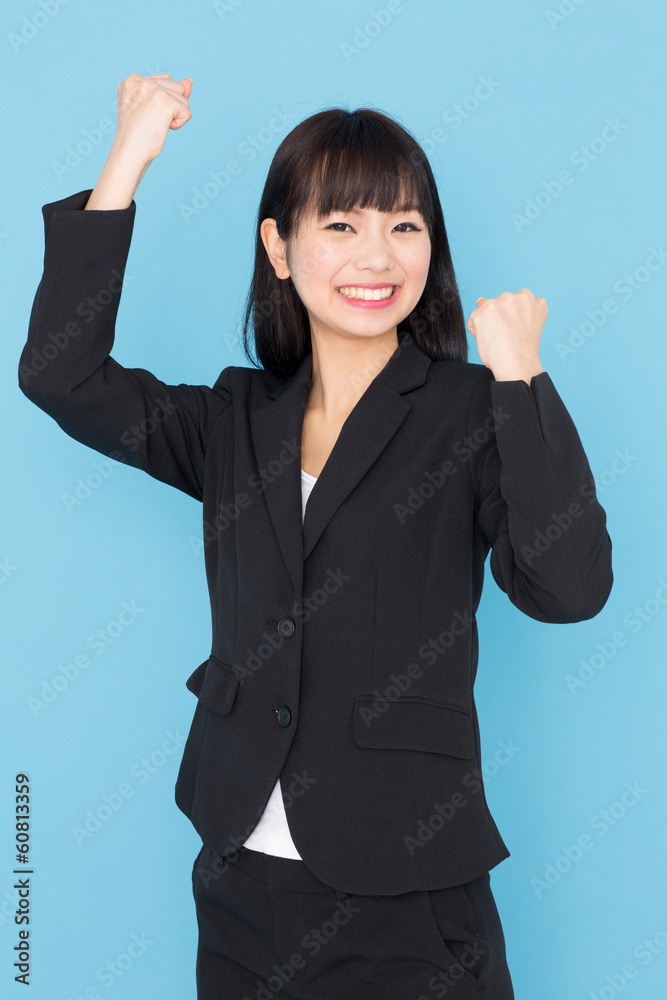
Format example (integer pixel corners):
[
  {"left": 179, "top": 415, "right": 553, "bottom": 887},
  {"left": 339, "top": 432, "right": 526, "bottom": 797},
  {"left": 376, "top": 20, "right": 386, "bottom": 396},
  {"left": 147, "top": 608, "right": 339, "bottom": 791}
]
[
  {"left": 469, "top": 366, "right": 613, "bottom": 623},
  {"left": 17, "top": 188, "right": 232, "bottom": 503}
]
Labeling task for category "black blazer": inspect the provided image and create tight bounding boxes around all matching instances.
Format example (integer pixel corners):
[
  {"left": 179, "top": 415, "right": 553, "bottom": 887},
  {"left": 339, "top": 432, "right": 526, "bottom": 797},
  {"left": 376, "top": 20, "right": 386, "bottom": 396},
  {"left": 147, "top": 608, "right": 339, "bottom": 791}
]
[{"left": 19, "top": 189, "right": 613, "bottom": 895}]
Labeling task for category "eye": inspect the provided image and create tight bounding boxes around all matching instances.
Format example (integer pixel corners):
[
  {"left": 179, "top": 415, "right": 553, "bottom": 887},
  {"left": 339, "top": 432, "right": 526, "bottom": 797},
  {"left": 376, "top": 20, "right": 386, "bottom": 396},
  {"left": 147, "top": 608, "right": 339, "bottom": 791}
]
[{"left": 324, "top": 221, "right": 422, "bottom": 233}]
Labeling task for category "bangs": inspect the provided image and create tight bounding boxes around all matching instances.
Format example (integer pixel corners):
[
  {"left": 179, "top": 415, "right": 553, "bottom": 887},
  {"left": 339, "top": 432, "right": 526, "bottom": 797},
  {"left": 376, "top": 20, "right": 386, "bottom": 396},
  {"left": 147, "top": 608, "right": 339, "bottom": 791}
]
[{"left": 287, "top": 113, "right": 434, "bottom": 233}]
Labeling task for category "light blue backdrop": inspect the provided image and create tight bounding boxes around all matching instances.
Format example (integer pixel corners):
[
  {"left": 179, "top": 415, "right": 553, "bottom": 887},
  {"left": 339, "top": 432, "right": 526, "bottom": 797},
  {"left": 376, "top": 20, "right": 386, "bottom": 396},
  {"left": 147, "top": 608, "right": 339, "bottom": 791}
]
[{"left": 2, "top": 1, "right": 666, "bottom": 998}]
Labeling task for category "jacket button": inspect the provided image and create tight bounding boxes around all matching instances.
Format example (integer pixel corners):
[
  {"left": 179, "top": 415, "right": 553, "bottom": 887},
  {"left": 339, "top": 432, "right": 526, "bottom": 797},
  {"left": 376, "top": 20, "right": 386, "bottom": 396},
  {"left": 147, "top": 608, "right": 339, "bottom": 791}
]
[
  {"left": 277, "top": 706, "right": 292, "bottom": 727},
  {"left": 277, "top": 617, "right": 295, "bottom": 637}
]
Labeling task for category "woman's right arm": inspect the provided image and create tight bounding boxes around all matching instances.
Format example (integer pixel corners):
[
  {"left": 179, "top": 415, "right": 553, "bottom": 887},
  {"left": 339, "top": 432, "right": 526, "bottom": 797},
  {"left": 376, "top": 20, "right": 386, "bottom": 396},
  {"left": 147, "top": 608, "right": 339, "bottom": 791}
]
[{"left": 18, "top": 74, "right": 232, "bottom": 503}]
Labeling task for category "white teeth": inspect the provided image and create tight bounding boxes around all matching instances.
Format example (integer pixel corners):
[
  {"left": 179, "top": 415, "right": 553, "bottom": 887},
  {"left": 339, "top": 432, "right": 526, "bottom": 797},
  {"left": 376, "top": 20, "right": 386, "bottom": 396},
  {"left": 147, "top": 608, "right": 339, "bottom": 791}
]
[{"left": 338, "top": 285, "right": 396, "bottom": 301}]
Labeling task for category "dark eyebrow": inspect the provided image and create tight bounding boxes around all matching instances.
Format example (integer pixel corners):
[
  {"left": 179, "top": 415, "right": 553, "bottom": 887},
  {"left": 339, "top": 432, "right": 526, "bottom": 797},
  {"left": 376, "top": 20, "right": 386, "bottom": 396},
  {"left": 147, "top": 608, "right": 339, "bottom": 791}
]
[{"left": 330, "top": 206, "right": 423, "bottom": 216}]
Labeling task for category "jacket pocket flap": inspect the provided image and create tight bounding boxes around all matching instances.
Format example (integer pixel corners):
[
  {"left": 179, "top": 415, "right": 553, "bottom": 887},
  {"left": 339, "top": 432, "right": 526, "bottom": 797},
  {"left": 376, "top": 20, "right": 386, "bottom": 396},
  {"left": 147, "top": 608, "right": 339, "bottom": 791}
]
[
  {"left": 186, "top": 655, "right": 240, "bottom": 716},
  {"left": 353, "top": 696, "right": 475, "bottom": 759}
]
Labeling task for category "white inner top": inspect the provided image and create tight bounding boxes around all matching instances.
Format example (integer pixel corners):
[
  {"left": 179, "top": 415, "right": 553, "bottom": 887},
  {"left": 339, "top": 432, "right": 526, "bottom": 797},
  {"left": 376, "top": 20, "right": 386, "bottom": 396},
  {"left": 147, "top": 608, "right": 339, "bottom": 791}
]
[{"left": 241, "top": 468, "right": 317, "bottom": 858}]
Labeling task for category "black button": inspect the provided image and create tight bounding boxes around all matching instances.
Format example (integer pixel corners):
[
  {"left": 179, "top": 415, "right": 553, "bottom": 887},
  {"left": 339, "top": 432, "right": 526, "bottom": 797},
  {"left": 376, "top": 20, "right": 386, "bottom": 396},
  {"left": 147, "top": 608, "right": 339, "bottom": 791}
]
[
  {"left": 277, "top": 617, "right": 295, "bottom": 638},
  {"left": 277, "top": 706, "right": 292, "bottom": 727}
]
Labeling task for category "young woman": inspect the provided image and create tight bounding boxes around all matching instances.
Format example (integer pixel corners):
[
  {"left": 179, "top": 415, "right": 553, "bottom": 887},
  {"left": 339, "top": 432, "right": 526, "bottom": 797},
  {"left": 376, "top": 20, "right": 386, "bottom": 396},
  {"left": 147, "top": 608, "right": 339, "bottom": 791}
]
[{"left": 19, "top": 73, "right": 613, "bottom": 1000}]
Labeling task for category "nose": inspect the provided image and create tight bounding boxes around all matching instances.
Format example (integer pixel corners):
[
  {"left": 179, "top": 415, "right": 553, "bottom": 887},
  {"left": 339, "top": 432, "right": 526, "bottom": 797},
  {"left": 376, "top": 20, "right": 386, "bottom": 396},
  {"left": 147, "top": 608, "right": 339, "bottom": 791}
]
[{"left": 352, "top": 229, "right": 396, "bottom": 273}]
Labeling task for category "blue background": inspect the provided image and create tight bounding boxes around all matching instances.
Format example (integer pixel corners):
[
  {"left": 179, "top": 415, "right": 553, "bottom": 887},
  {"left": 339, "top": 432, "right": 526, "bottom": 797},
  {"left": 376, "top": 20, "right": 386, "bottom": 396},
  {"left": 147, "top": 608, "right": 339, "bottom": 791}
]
[{"left": 2, "top": 0, "right": 666, "bottom": 997}]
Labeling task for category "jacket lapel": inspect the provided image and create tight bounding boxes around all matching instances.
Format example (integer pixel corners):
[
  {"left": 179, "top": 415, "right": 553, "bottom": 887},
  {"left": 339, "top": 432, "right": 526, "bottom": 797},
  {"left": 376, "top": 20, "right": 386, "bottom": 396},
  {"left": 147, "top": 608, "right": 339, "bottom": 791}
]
[{"left": 250, "top": 332, "right": 432, "bottom": 592}]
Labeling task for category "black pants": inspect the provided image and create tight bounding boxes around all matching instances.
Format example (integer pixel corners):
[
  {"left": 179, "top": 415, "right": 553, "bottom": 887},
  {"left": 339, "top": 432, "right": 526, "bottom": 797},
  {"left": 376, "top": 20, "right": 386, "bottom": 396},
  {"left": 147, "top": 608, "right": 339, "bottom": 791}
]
[{"left": 192, "top": 844, "right": 515, "bottom": 999}]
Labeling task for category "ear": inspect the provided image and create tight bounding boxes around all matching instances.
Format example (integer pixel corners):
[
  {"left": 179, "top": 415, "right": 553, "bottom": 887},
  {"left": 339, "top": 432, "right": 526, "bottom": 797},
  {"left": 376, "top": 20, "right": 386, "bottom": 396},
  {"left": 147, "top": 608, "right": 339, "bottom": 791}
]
[{"left": 260, "top": 218, "right": 290, "bottom": 279}]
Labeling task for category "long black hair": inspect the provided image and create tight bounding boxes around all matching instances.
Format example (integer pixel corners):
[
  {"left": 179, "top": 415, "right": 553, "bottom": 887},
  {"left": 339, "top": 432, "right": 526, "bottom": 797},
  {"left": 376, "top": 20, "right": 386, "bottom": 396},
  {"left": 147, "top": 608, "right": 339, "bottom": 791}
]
[{"left": 241, "top": 105, "right": 468, "bottom": 378}]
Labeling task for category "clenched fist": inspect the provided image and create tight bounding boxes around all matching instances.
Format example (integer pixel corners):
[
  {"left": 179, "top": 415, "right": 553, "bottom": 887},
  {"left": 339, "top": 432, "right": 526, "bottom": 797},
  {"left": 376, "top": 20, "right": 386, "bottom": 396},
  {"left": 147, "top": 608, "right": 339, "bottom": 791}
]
[
  {"left": 113, "top": 72, "right": 194, "bottom": 165},
  {"left": 467, "top": 289, "right": 546, "bottom": 384}
]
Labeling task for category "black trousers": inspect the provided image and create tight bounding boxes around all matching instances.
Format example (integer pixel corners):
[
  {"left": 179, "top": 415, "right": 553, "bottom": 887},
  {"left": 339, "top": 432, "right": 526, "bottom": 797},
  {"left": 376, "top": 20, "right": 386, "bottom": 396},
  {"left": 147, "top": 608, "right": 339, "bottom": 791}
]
[{"left": 192, "top": 844, "right": 515, "bottom": 999}]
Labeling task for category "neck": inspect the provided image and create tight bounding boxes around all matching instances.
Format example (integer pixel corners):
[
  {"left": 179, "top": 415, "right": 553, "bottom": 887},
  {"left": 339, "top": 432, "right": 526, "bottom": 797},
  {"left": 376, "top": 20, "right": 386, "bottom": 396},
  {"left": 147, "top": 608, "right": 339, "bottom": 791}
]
[{"left": 306, "top": 329, "right": 399, "bottom": 417}]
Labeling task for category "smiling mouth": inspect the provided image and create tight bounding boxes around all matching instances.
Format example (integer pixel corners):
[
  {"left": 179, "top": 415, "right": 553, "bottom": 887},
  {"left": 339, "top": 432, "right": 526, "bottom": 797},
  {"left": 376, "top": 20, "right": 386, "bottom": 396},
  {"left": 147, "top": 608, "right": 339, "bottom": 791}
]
[{"left": 336, "top": 285, "right": 398, "bottom": 301}]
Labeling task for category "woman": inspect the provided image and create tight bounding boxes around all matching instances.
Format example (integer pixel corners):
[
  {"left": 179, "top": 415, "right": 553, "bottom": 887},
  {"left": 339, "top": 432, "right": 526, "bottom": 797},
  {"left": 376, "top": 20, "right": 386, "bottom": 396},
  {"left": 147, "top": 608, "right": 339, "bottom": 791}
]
[{"left": 19, "top": 73, "right": 613, "bottom": 999}]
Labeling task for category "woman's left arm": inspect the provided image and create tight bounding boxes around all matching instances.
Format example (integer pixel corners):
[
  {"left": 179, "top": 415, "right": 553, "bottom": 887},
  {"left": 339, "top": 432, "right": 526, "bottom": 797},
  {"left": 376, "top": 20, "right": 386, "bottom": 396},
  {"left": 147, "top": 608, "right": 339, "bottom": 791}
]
[{"left": 467, "top": 290, "right": 613, "bottom": 623}]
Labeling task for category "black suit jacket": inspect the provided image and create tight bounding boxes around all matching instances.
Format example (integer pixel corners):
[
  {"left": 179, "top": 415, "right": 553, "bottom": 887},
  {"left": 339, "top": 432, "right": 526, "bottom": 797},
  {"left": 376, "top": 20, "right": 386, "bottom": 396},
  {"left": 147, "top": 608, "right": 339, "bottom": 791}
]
[{"left": 18, "top": 189, "right": 613, "bottom": 895}]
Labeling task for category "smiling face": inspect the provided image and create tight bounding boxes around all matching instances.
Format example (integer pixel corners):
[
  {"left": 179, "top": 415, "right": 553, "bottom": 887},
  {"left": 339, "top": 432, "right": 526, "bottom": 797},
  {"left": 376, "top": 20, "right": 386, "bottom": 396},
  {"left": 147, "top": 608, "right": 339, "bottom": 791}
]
[{"left": 261, "top": 202, "right": 432, "bottom": 345}]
